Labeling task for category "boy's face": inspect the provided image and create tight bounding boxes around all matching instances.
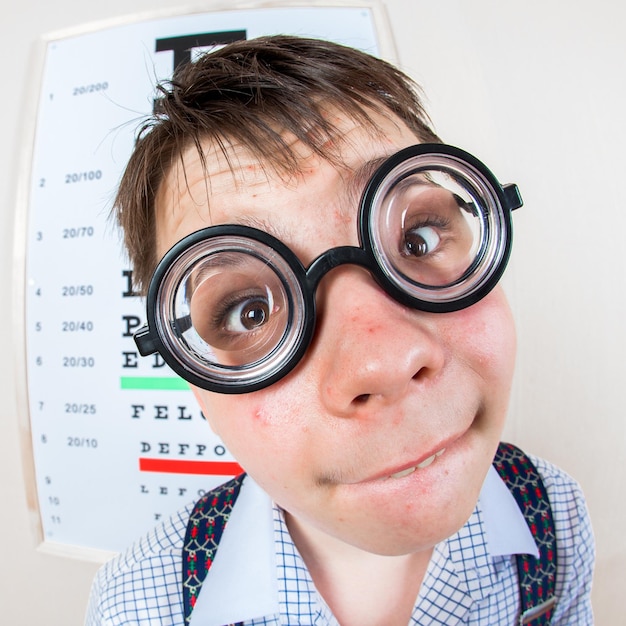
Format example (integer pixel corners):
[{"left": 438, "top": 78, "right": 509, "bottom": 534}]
[{"left": 155, "top": 110, "right": 516, "bottom": 557}]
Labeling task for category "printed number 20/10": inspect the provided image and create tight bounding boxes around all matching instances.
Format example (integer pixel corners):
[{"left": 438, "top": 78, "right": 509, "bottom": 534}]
[{"left": 67, "top": 437, "right": 98, "bottom": 448}]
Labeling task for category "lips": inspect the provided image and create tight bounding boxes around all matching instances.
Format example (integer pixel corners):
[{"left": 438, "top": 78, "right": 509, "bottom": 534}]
[
  {"left": 338, "top": 427, "right": 468, "bottom": 486},
  {"left": 385, "top": 448, "right": 446, "bottom": 480}
]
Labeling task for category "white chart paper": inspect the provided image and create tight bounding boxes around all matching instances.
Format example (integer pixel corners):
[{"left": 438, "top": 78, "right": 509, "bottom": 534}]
[{"left": 21, "top": 2, "right": 388, "bottom": 555}]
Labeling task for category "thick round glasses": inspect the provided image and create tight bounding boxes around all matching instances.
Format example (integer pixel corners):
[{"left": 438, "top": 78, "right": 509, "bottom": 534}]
[{"left": 134, "top": 144, "right": 522, "bottom": 393}]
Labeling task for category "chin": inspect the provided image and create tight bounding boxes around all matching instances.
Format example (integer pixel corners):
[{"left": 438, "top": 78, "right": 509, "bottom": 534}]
[{"left": 340, "top": 506, "right": 476, "bottom": 557}]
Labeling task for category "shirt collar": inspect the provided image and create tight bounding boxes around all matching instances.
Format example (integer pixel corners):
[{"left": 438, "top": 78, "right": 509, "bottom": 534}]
[
  {"left": 189, "top": 467, "right": 539, "bottom": 625},
  {"left": 189, "top": 476, "right": 280, "bottom": 626},
  {"left": 479, "top": 465, "right": 539, "bottom": 558}
]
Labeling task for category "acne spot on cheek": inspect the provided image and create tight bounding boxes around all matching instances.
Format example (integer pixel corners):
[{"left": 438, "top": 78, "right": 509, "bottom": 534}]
[
  {"left": 252, "top": 406, "right": 268, "bottom": 424},
  {"left": 363, "top": 323, "right": 383, "bottom": 335}
]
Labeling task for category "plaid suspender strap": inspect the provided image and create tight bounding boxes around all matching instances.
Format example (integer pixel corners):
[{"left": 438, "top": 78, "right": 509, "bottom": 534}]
[
  {"left": 494, "top": 442, "right": 558, "bottom": 625},
  {"left": 181, "top": 443, "right": 557, "bottom": 626},
  {"left": 182, "top": 473, "right": 246, "bottom": 626}
]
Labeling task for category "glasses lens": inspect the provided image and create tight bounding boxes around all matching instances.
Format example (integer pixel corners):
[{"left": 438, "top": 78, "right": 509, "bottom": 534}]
[
  {"left": 186, "top": 252, "right": 290, "bottom": 365},
  {"left": 368, "top": 152, "right": 509, "bottom": 304},
  {"left": 153, "top": 233, "right": 307, "bottom": 390}
]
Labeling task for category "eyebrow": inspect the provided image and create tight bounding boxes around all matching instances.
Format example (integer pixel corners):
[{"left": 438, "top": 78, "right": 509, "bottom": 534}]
[
  {"left": 189, "top": 252, "right": 245, "bottom": 291},
  {"left": 344, "top": 155, "right": 392, "bottom": 206},
  {"left": 228, "top": 214, "right": 284, "bottom": 240}
]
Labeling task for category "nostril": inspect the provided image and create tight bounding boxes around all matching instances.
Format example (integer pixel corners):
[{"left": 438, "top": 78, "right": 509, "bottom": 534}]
[{"left": 354, "top": 394, "right": 370, "bottom": 404}]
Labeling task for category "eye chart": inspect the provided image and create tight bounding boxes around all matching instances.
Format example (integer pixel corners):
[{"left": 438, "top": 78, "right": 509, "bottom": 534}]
[{"left": 17, "top": 1, "right": 393, "bottom": 557}]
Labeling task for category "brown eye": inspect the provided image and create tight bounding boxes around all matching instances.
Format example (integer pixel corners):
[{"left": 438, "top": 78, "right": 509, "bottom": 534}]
[
  {"left": 403, "top": 225, "right": 441, "bottom": 257},
  {"left": 225, "top": 297, "right": 270, "bottom": 332}
]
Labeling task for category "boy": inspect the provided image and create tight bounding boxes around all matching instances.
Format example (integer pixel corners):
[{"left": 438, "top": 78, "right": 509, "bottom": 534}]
[{"left": 86, "top": 35, "right": 594, "bottom": 625}]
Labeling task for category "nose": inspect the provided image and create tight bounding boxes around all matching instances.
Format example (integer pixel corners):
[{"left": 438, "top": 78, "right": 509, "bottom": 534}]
[{"left": 310, "top": 266, "right": 446, "bottom": 416}]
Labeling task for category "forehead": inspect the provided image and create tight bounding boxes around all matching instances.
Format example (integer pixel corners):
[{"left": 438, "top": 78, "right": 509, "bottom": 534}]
[{"left": 155, "top": 110, "right": 422, "bottom": 258}]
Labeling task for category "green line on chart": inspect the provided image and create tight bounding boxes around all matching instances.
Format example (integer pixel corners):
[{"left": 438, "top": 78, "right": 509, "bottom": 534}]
[{"left": 120, "top": 376, "right": 189, "bottom": 390}]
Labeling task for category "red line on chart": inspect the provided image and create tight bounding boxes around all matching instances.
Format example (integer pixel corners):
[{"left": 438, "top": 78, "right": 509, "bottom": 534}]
[{"left": 139, "top": 458, "right": 244, "bottom": 476}]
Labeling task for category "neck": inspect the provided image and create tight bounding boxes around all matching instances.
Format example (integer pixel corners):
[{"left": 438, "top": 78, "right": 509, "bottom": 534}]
[{"left": 285, "top": 513, "right": 431, "bottom": 626}]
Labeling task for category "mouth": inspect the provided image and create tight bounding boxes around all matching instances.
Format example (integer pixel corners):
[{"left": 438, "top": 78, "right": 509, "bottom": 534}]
[
  {"left": 383, "top": 448, "right": 446, "bottom": 480},
  {"left": 325, "top": 425, "right": 471, "bottom": 487}
]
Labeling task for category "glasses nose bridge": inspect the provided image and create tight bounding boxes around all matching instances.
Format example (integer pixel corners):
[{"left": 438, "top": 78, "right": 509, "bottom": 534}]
[{"left": 305, "top": 245, "right": 376, "bottom": 292}]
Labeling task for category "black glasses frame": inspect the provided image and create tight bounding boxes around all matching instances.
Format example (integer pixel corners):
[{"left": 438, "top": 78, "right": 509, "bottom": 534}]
[{"left": 134, "top": 143, "right": 522, "bottom": 393}]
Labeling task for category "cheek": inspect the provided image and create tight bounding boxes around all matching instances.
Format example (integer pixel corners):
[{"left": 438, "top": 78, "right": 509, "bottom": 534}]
[
  {"left": 192, "top": 387, "right": 310, "bottom": 476},
  {"left": 445, "top": 288, "right": 517, "bottom": 385}
]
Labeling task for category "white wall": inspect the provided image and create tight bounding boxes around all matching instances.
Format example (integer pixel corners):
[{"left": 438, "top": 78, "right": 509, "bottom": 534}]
[{"left": 1, "top": 1, "right": 622, "bottom": 624}]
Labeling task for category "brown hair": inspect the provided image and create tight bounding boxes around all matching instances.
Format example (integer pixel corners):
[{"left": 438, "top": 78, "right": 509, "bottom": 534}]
[{"left": 115, "top": 35, "right": 440, "bottom": 293}]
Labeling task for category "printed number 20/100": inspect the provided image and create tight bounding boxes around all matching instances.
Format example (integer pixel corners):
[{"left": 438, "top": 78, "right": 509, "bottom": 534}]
[{"left": 65, "top": 170, "right": 102, "bottom": 184}]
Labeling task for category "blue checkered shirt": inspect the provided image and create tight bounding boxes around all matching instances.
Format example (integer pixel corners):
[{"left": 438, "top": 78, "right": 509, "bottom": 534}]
[{"left": 85, "top": 454, "right": 594, "bottom": 625}]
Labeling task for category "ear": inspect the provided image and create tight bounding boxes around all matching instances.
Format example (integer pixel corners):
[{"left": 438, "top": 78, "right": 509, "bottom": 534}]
[{"left": 189, "top": 384, "right": 219, "bottom": 435}]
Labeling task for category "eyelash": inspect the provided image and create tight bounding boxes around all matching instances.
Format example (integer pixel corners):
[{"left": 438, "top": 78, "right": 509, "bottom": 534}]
[
  {"left": 211, "top": 290, "right": 267, "bottom": 332},
  {"left": 403, "top": 215, "right": 451, "bottom": 241}
]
